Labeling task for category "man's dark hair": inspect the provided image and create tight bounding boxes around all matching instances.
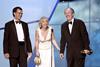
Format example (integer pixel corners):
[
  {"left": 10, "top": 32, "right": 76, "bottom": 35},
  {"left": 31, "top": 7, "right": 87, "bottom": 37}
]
[{"left": 12, "top": 7, "right": 23, "bottom": 17}]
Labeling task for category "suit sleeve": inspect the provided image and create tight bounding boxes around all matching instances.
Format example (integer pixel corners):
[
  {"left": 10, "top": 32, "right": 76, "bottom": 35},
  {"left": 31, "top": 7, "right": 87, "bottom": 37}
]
[
  {"left": 60, "top": 24, "right": 66, "bottom": 54},
  {"left": 79, "top": 21, "right": 90, "bottom": 50},
  {"left": 26, "top": 24, "right": 32, "bottom": 52},
  {"left": 3, "top": 23, "right": 9, "bottom": 54}
]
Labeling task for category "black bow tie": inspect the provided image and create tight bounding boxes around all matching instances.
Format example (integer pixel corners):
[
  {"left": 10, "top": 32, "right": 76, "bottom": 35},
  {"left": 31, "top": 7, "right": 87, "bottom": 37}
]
[
  {"left": 15, "top": 21, "right": 20, "bottom": 24},
  {"left": 68, "top": 21, "right": 72, "bottom": 24}
]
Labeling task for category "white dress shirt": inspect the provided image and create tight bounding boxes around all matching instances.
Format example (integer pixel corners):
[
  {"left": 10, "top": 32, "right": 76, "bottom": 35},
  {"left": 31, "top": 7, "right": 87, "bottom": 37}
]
[
  {"left": 68, "top": 18, "right": 74, "bottom": 34},
  {"left": 14, "top": 19, "right": 24, "bottom": 41}
]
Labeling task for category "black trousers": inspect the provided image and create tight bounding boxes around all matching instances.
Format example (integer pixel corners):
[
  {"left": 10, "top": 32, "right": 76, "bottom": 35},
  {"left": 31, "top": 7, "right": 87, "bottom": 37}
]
[
  {"left": 9, "top": 42, "right": 27, "bottom": 67},
  {"left": 67, "top": 55, "right": 85, "bottom": 67}
]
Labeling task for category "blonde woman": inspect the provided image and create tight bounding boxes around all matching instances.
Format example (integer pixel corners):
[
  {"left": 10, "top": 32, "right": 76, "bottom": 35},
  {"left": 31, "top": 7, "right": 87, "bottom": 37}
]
[{"left": 35, "top": 16, "right": 60, "bottom": 67}]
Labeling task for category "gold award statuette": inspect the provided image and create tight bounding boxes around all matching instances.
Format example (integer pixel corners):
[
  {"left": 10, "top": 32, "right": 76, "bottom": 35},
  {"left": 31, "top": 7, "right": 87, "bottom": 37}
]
[{"left": 80, "top": 49, "right": 93, "bottom": 55}]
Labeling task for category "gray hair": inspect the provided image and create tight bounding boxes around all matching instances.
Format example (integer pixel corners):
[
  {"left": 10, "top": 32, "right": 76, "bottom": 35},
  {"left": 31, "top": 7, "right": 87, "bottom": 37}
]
[{"left": 64, "top": 7, "right": 75, "bottom": 14}]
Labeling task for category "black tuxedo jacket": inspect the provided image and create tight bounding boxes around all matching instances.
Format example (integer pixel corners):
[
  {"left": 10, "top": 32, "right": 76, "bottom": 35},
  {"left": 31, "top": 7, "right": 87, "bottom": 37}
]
[
  {"left": 60, "top": 19, "right": 90, "bottom": 58},
  {"left": 3, "top": 20, "right": 32, "bottom": 57}
]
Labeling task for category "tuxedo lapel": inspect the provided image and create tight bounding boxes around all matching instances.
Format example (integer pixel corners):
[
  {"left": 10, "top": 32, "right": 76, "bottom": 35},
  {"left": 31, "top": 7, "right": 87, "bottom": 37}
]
[
  {"left": 65, "top": 21, "right": 70, "bottom": 36},
  {"left": 11, "top": 20, "right": 18, "bottom": 41}
]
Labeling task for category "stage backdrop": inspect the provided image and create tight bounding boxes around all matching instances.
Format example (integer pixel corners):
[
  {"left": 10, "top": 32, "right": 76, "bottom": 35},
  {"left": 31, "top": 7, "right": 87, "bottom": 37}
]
[{"left": 0, "top": 0, "right": 100, "bottom": 67}]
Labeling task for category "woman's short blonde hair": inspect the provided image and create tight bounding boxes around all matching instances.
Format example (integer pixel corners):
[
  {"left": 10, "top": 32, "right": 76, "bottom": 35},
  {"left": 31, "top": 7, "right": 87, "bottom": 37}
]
[{"left": 39, "top": 16, "right": 48, "bottom": 28}]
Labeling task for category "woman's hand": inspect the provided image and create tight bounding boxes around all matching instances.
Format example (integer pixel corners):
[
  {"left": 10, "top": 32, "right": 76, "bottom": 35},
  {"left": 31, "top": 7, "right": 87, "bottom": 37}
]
[
  {"left": 57, "top": 47, "right": 60, "bottom": 51},
  {"left": 36, "top": 50, "right": 40, "bottom": 57}
]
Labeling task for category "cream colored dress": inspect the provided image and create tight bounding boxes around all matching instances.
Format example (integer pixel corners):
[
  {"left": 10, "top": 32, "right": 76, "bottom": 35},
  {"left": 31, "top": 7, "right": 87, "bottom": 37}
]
[{"left": 35, "top": 26, "right": 55, "bottom": 67}]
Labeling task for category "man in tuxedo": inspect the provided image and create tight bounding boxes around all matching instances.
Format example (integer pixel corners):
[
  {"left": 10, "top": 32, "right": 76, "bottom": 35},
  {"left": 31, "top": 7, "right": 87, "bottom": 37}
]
[
  {"left": 60, "top": 8, "right": 91, "bottom": 67},
  {"left": 3, "top": 7, "right": 32, "bottom": 67}
]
